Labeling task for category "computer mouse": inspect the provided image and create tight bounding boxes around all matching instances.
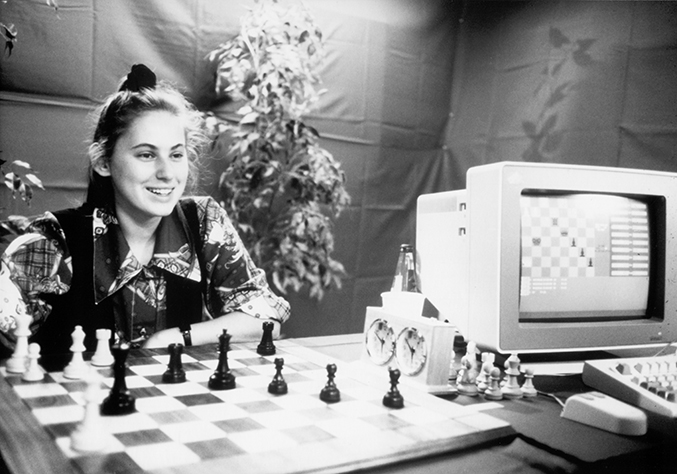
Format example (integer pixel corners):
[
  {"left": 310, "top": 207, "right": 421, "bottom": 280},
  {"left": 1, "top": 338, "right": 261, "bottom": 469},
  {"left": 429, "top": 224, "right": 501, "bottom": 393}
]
[{"left": 561, "top": 391, "right": 647, "bottom": 436}]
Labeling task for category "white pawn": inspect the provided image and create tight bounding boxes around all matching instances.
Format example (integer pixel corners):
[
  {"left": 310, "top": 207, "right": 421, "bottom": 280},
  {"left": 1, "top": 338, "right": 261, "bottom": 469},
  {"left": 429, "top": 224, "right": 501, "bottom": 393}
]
[
  {"left": 22, "top": 343, "right": 44, "bottom": 382},
  {"left": 521, "top": 367, "right": 538, "bottom": 398},
  {"left": 476, "top": 360, "right": 491, "bottom": 393},
  {"left": 64, "top": 326, "right": 88, "bottom": 380},
  {"left": 476, "top": 352, "right": 495, "bottom": 393},
  {"left": 484, "top": 367, "right": 503, "bottom": 401},
  {"left": 90, "top": 329, "right": 114, "bottom": 367},
  {"left": 501, "top": 352, "right": 523, "bottom": 399},
  {"left": 6, "top": 312, "right": 32, "bottom": 374},
  {"left": 457, "top": 357, "right": 479, "bottom": 396},
  {"left": 71, "top": 368, "right": 109, "bottom": 452}
]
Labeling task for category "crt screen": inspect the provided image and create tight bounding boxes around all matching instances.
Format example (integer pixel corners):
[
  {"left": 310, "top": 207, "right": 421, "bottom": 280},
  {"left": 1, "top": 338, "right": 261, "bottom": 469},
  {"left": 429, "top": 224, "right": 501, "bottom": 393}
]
[{"left": 519, "top": 193, "right": 650, "bottom": 322}]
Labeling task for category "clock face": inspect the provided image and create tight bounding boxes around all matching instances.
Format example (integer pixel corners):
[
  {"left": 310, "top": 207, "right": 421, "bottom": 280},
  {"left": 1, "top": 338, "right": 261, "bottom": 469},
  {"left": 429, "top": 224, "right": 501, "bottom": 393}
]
[
  {"left": 365, "top": 318, "right": 395, "bottom": 365},
  {"left": 395, "top": 326, "right": 427, "bottom": 376}
]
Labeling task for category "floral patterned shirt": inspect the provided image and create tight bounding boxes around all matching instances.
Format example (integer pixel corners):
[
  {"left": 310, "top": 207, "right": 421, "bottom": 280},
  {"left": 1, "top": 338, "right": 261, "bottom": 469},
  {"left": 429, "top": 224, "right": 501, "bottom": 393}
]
[{"left": 0, "top": 196, "right": 290, "bottom": 349}]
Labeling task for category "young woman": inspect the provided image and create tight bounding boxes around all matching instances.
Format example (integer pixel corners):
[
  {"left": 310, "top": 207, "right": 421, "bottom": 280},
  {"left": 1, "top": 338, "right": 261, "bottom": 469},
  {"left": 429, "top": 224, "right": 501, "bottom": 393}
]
[{"left": 0, "top": 64, "right": 290, "bottom": 356}]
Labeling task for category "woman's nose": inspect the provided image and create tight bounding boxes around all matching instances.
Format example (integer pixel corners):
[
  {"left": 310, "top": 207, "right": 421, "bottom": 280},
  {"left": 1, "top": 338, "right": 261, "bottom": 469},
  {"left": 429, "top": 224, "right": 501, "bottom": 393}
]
[{"left": 155, "top": 156, "right": 173, "bottom": 179}]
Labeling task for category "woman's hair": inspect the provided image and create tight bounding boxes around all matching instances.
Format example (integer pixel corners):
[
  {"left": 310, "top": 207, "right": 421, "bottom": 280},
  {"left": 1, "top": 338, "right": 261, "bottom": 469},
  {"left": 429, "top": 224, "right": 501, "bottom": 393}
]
[{"left": 86, "top": 64, "right": 208, "bottom": 211}]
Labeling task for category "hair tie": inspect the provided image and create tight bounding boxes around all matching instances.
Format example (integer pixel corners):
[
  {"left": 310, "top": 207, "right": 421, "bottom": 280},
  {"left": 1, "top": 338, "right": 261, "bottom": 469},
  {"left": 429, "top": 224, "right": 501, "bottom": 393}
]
[{"left": 119, "top": 64, "right": 157, "bottom": 92}]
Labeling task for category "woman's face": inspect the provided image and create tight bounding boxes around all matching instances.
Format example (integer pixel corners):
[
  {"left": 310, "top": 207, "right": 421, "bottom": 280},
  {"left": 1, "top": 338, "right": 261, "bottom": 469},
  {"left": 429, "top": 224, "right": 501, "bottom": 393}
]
[{"left": 103, "top": 110, "right": 189, "bottom": 223}]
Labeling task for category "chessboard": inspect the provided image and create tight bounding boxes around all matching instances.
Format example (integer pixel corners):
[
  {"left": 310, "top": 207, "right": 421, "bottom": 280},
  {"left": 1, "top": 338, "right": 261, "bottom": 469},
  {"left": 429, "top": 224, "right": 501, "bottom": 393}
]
[
  {"left": 520, "top": 194, "right": 600, "bottom": 280},
  {"left": 520, "top": 194, "right": 650, "bottom": 280},
  {"left": 0, "top": 338, "right": 515, "bottom": 474}
]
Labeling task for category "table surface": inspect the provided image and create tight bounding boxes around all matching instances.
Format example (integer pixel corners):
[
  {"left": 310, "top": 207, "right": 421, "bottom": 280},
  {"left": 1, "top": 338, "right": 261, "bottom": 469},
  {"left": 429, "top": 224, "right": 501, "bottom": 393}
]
[{"left": 0, "top": 333, "right": 675, "bottom": 474}]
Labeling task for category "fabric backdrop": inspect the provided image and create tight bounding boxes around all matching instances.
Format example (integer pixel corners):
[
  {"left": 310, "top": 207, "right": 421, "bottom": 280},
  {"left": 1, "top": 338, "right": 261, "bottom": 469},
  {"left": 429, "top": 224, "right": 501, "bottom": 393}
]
[{"left": 1, "top": 0, "right": 676, "bottom": 338}]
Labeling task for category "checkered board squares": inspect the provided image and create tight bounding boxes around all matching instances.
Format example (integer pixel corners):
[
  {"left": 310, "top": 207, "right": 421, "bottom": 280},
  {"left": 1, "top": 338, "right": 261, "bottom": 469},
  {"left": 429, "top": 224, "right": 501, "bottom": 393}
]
[
  {"left": 2, "top": 341, "right": 514, "bottom": 474},
  {"left": 521, "top": 194, "right": 653, "bottom": 280},
  {"left": 521, "top": 195, "right": 598, "bottom": 279}
]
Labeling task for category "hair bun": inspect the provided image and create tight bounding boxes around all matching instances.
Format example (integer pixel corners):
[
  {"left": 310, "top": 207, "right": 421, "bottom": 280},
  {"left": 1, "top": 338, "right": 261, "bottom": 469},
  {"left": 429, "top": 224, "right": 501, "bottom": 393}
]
[{"left": 119, "top": 64, "right": 157, "bottom": 92}]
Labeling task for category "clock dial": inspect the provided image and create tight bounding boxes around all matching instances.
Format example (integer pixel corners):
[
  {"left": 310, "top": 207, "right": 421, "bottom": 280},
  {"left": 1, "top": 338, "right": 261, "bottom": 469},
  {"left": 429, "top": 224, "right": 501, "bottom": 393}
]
[
  {"left": 365, "top": 318, "right": 395, "bottom": 365},
  {"left": 395, "top": 327, "right": 427, "bottom": 376}
]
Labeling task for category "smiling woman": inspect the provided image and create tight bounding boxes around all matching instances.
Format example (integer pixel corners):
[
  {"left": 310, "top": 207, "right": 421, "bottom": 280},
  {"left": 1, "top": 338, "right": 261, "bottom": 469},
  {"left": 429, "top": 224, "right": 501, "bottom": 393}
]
[
  {"left": 93, "top": 111, "right": 190, "bottom": 264},
  {"left": 0, "top": 64, "right": 290, "bottom": 358}
]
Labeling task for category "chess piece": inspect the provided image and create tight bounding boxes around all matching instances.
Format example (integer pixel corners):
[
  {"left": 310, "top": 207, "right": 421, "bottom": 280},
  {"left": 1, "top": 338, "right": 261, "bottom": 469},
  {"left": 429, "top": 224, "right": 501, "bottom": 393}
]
[
  {"left": 501, "top": 353, "right": 523, "bottom": 399},
  {"left": 268, "top": 357, "right": 288, "bottom": 395},
  {"left": 382, "top": 367, "right": 404, "bottom": 408},
  {"left": 477, "top": 352, "right": 496, "bottom": 393},
  {"left": 464, "top": 341, "right": 480, "bottom": 373},
  {"left": 521, "top": 367, "right": 538, "bottom": 398},
  {"left": 101, "top": 343, "right": 136, "bottom": 415},
  {"left": 162, "top": 343, "right": 187, "bottom": 383},
  {"left": 209, "top": 330, "right": 236, "bottom": 390},
  {"left": 64, "top": 325, "right": 89, "bottom": 380},
  {"left": 456, "top": 357, "right": 479, "bottom": 396},
  {"left": 90, "top": 328, "right": 114, "bottom": 367},
  {"left": 484, "top": 367, "right": 503, "bottom": 401},
  {"left": 71, "top": 369, "right": 109, "bottom": 452},
  {"left": 21, "top": 343, "right": 44, "bottom": 382},
  {"left": 6, "top": 311, "right": 32, "bottom": 374},
  {"left": 456, "top": 341, "right": 480, "bottom": 396},
  {"left": 257, "top": 321, "right": 276, "bottom": 356},
  {"left": 320, "top": 363, "right": 341, "bottom": 403},
  {"left": 476, "top": 360, "right": 491, "bottom": 394},
  {"left": 448, "top": 335, "right": 466, "bottom": 383}
]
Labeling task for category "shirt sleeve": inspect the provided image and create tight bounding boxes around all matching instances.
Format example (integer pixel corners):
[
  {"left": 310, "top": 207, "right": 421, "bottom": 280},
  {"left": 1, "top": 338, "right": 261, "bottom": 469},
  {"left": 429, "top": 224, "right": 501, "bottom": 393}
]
[
  {"left": 0, "top": 213, "right": 72, "bottom": 347},
  {"left": 0, "top": 263, "right": 28, "bottom": 349},
  {"left": 195, "top": 197, "right": 291, "bottom": 323}
]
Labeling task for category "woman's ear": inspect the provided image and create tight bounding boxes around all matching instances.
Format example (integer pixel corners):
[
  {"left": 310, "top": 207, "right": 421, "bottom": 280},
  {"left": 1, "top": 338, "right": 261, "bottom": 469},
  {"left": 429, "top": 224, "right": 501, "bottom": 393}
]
[{"left": 89, "top": 142, "right": 111, "bottom": 177}]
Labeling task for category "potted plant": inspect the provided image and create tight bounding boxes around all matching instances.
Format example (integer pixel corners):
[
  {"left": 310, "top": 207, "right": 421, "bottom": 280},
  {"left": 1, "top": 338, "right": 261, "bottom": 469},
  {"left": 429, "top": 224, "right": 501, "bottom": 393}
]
[{"left": 204, "top": 0, "right": 350, "bottom": 299}]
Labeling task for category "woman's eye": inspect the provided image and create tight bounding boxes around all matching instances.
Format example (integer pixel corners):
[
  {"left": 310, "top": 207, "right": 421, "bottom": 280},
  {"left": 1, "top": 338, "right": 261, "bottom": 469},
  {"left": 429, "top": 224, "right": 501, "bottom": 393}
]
[
  {"left": 172, "top": 152, "right": 186, "bottom": 160},
  {"left": 138, "top": 152, "right": 154, "bottom": 160}
]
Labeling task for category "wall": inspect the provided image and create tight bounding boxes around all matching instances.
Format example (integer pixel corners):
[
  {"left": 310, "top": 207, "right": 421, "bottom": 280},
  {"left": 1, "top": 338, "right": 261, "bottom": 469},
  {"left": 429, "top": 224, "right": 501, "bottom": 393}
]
[
  {"left": 444, "top": 0, "right": 677, "bottom": 189},
  {"left": 0, "top": 0, "right": 456, "bottom": 338},
  {"left": 2, "top": 1, "right": 676, "bottom": 339}
]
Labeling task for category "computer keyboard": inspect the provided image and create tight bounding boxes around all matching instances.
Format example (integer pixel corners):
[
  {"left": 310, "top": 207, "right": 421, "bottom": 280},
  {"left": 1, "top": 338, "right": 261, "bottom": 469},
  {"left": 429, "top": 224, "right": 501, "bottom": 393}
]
[{"left": 581, "top": 353, "right": 677, "bottom": 420}]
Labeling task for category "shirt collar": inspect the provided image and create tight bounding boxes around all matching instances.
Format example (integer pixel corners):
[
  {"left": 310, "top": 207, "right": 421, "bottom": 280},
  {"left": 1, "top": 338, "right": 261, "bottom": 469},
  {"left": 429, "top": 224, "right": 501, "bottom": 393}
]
[{"left": 93, "top": 204, "right": 201, "bottom": 303}]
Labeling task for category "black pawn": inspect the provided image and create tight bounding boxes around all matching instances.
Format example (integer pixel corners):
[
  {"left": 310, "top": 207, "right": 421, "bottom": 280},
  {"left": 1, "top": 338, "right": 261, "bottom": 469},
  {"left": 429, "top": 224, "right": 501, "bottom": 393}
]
[
  {"left": 319, "top": 363, "right": 340, "bottom": 403},
  {"left": 162, "top": 343, "right": 186, "bottom": 383},
  {"left": 268, "top": 357, "right": 288, "bottom": 395},
  {"left": 257, "top": 321, "right": 276, "bottom": 356},
  {"left": 383, "top": 367, "right": 404, "bottom": 409},
  {"left": 209, "top": 330, "right": 236, "bottom": 390},
  {"left": 101, "top": 343, "right": 136, "bottom": 415}
]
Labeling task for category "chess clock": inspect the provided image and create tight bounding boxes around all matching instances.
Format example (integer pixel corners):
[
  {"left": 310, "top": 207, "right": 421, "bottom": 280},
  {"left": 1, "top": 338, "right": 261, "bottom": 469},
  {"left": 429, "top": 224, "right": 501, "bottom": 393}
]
[
  {"left": 365, "top": 318, "right": 395, "bottom": 365},
  {"left": 361, "top": 306, "right": 457, "bottom": 394},
  {"left": 395, "top": 326, "right": 427, "bottom": 376}
]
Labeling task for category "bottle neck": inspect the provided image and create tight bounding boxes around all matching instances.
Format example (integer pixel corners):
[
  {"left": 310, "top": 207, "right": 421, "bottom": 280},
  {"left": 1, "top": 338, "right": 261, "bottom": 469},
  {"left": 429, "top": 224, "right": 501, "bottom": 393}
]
[{"left": 391, "top": 248, "right": 419, "bottom": 292}]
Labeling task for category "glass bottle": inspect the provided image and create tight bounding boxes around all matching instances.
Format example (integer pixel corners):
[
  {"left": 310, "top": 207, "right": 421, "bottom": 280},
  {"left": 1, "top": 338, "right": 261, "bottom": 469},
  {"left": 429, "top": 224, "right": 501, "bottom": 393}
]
[{"left": 390, "top": 244, "right": 420, "bottom": 292}]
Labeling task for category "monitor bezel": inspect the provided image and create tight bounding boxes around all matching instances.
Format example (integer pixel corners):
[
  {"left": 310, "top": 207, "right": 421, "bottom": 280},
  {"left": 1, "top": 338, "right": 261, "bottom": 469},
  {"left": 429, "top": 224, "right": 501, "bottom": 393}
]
[{"left": 466, "top": 162, "right": 677, "bottom": 353}]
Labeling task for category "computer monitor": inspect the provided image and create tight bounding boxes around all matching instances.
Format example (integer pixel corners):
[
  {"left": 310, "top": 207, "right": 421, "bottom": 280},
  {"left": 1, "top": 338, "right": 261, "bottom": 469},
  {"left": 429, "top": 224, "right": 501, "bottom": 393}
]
[{"left": 416, "top": 161, "right": 677, "bottom": 355}]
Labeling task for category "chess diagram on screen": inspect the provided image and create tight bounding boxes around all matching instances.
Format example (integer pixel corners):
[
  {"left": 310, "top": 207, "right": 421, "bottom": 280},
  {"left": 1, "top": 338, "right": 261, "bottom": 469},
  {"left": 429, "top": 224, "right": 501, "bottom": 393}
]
[
  {"left": 521, "top": 195, "right": 600, "bottom": 280},
  {"left": 520, "top": 194, "right": 650, "bottom": 280},
  {"left": 518, "top": 194, "right": 652, "bottom": 320}
]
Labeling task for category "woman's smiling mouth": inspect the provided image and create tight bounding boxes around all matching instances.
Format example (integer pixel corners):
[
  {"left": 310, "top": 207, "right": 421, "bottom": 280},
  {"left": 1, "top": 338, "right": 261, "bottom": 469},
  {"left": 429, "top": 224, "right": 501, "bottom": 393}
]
[{"left": 147, "top": 187, "right": 173, "bottom": 196}]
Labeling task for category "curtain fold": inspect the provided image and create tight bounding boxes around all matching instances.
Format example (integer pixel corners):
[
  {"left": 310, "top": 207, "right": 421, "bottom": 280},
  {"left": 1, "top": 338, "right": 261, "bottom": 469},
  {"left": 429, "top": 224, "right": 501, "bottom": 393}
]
[{"left": 2, "top": 0, "right": 676, "bottom": 337}]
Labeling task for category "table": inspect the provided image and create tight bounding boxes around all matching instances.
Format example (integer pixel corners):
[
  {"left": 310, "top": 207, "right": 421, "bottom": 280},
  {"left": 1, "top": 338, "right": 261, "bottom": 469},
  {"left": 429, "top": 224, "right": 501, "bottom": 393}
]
[
  {"left": 296, "top": 335, "right": 677, "bottom": 473},
  {"left": 0, "top": 334, "right": 674, "bottom": 474}
]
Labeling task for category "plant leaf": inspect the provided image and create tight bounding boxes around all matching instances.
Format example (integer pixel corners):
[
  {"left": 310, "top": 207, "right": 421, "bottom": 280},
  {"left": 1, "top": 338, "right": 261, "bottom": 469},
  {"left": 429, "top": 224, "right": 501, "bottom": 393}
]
[
  {"left": 11, "top": 160, "right": 33, "bottom": 171},
  {"left": 549, "top": 27, "right": 570, "bottom": 48},
  {"left": 24, "top": 173, "right": 44, "bottom": 189}
]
